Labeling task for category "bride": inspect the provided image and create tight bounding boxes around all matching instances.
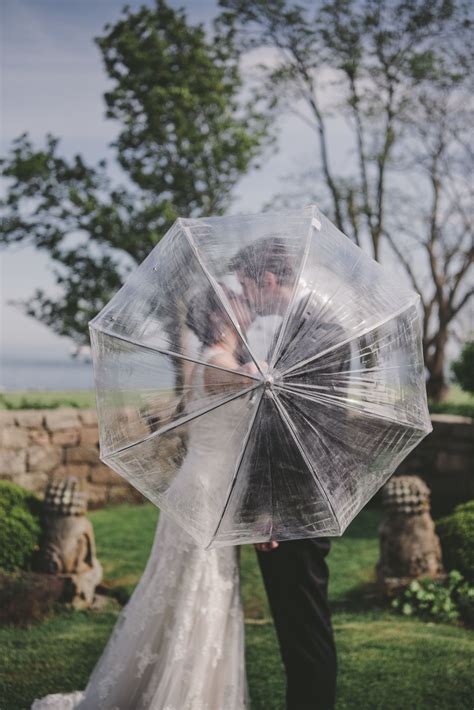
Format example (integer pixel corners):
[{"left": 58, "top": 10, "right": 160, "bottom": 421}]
[{"left": 31, "top": 286, "right": 259, "bottom": 710}]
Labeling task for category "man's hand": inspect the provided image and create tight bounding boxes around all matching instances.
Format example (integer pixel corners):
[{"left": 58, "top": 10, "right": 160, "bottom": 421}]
[{"left": 255, "top": 541, "right": 279, "bottom": 552}]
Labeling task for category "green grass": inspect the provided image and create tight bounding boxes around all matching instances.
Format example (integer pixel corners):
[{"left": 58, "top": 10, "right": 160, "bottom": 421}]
[
  {"left": 1, "top": 504, "right": 473, "bottom": 709},
  {"left": 0, "top": 390, "right": 96, "bottom": 410},
  {"left": 3, "top": 384, "right": 474, "bottom": 417},
  {"left": 428, "top": 384, "right": 474, "bottom": 417},
  {"left": 440, "top": 384, "right": 474, "bottom": 405}
]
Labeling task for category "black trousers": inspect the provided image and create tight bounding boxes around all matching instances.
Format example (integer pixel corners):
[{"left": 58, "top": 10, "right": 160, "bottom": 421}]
[{"left": 256, "top": 537, "right": 337, "bottom": 710}]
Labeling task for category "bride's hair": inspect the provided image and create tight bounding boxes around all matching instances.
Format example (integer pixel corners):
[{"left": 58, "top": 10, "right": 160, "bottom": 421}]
[{"left": 186, "top": 285, "right": 233, "bottom": 346}]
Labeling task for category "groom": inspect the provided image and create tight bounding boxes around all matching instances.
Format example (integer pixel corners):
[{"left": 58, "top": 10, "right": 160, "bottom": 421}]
[{"left": 230, "top": 236, "right": 351, "bottom": 710}]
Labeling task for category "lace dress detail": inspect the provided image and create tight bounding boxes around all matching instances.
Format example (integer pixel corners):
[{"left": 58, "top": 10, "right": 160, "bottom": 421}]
[{"left": 32, "top": 346, "right": 249, "bottom": 709}]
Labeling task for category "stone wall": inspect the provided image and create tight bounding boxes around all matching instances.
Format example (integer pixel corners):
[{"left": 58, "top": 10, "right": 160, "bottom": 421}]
[
  {"left": 0, "top": 408, "right": 472, "bottom": 512},
  {"left": 395, "top": 414, "right": 473, "bottom": 514},
  {"left": 0, "top": 408, "right": 144, "bottom": 507}
]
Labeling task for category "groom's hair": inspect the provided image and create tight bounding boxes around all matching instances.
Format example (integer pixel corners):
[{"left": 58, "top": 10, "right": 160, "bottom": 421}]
[{"left": 229, "top": 236, "right": 295, "bottom": 286}]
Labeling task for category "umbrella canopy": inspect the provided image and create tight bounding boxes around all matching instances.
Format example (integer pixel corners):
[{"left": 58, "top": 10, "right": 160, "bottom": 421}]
[{"left": 89, "top": 204, "right": 432, "bottom": 548}]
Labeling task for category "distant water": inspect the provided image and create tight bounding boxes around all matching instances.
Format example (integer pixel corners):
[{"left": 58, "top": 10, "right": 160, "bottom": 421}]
[{"left": 1, "top": 354, "right": 94, "bottom": 391}]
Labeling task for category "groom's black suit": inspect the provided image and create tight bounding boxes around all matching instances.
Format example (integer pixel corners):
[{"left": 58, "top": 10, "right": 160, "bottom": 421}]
[{"left": 255, "top": 292, "right": 351, "bottom": 710}]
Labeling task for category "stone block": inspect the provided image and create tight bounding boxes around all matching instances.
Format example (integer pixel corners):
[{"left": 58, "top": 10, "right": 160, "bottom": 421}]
[
  {"left": 107, "top": 485, "right": 137, "bottom": 504},
  {"left": 28, "top": 429, "right": 51, "bottom": 446},
  {"left": 82, "top": 484, "right": 108, "bottom": 507},
  {"left": 79, "top": 409, "right": 98, "bottom": 426},
  {"left": 431, "top": 416, "right": 473, "bottom": 442},
  {"left": 0, "top": 449, "right": 27, "bottom": 475},
  {"left": 0, "top": 411, "right": 16, "bottom": 426},
  {"left": 0, "top": 426, "right": 29, "bottom": 448},
  {"left": 66, "top": 445, "right": 100, "bottom": 465},
  {"left": 51, "top": 429, "right": 80, "bottom": 447},
  {"left": 52, "top": 464, "right": 90, "bottom": 480},
  {"left": 14, "top": 472, "right": 49, "bottom": 494},
  {"left": 45, "top": 408, "right": 81, "bottom": 432},
  {"left": 80, "top": 426, "right": 99, "bottom": 446},
  {"left": 27, "top": 445, "right": 62, "bottom": 473},
  {"left": 89, "top": 463, "right": 119, "bottom": 485},
  {"left": 435, "top": 451, "right": 470, "bottom": 474},
  {"left": 429, "top": 472, "right": 470, "bottom": 498},
  {"left": 450, "top": 423, "right": 474, "bottom": 441},
  {"left": 14, "top": 411, "right": 45, "bottom": 428}
]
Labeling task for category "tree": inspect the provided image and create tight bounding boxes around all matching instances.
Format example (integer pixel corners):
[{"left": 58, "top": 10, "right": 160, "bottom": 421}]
[
  {"left": 0, "top": 0, "right": 271, "bottom": 348},
  {"left": 218, "top": 0, "right": 473, "bottom": 400},
  {"left": 451, "top": 341, "right": 474, "bottom": 394},
  {"left": 384, "top": 78, "right": 473, "bottom": 401}
]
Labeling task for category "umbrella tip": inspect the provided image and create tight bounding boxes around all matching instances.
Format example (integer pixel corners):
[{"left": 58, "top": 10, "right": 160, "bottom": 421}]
[{"left": 264, "top": 373, "right": 274, "bottom": 390}]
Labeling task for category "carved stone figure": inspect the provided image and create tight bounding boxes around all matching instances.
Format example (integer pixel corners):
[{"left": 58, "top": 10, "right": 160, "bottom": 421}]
[
  {"left": 376, "top": 475, "right": 444, "bottom": 595},
  {"left": 35, "top": 477, "right": 102, "bottom": 608}
]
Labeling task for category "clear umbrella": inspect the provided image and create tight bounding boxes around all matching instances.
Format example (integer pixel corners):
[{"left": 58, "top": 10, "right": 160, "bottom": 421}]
[{"left": 88, "top": 204, "right": 432, "bottom": 548}]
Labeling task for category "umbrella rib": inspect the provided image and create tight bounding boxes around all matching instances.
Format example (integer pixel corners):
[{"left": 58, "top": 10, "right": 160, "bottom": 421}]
[
  {"left": 206, "top": 388, "right": 265, "bottom": 547},
  {"left": 284, "top": 363, "right": 421, "bottom": 377},
  {"left": 279, "top": 296, "right": 421, "bottom": 378},
  {"left": 179, "top": 219, "right": 263, "bottom": 376},
  {"left": 274, "top": 251, "right": 364, "bottom": 372},
  {"left": 104, "top": 381, "right": 262, "bottom": 458},
  {"left": 270, "top": 391, "right": 342, "bottom": 534},
  {"left": 268, "top": 207, "right": 315, "bottom": 371},
  {"left": 89, "top": 324, "right": 260, "bottom": 381},
  {"left": 275, "top": 383, "right": 431, "bottom": 433}
]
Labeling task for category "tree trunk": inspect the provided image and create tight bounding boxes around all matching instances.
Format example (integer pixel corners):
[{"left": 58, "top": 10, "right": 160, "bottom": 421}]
[
  {"left": 426, "top": 370, "right": 449, "bottom": 402},
  {"left": 425, "top": 325, "right": 449, "bottom": 402}
]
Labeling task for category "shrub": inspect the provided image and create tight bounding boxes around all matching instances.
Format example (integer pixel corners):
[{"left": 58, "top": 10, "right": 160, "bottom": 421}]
[
  {"left": 391, "top": 570, "right": 474, "bottom": 625},
  {"left": 0, "top": 393, "right": 81, "bottom": 410},
  {"left": 451, "top": 340, "right": 474, "bottom": 394},
  {"left": 0, "top": 481, "right": 42, "bottom": 572},
  {"left": 428, "top": 401, "right": 474, "bottom": 418},
  {"left": 436, "top": 500, "right": 474, "bottom": 582}
]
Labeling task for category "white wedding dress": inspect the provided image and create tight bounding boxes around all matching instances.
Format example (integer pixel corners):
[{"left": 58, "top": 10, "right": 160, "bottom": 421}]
[{"left": 31, "top": 346, "right": 250, "bottom": 710}]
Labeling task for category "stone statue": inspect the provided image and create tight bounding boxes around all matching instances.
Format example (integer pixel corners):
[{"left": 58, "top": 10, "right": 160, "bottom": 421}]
[
  {"left": 376, "top": 475, "right": 445, "bottom": 595},
  {"left": 35, "top": 477, "right": 103, "bottom": 608}
]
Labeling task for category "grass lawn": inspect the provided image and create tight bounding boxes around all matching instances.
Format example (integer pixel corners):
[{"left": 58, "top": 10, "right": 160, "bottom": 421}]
[
  {"left": 0, "top": 505, "right": 472, "bottom": 709},
  {"left": 0, "top": 390, "right": 97, "bottom": 410},
  {"left": 1, "top": 384, "right": 474, "bottom": 415}
]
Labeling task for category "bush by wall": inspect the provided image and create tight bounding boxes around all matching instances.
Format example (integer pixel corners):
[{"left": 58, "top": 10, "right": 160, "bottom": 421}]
[
  {"left": 428, "top": 401, "right": 474, "bottom": 418},
  {"left": 436, "top": 500, "right": 474, "bottom": 582},
  {"left": 0, "top": 481, "right": 42, "bottom": 572}
]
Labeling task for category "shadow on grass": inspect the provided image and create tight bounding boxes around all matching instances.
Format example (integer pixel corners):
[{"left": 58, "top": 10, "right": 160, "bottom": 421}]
[{"left": 330, "top": 580, "right": 385, "bottom": 614}]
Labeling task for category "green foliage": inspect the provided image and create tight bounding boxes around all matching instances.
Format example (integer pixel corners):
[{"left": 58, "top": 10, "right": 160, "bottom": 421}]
[
  {"left": 428, "top": 401, "right": 474, "bottom": 417},
  {"left": 451, "top": 341, "right": 474, "bottom": 394},
  {"left": 436, "top": 500, "right": 474, "bottom": 581},
  {"left": 391, "top": 570, "right": 474, "bottom": 624},
  {"left": 0, "top": 393, "right": 81, "bottom": 410},
  {"left": 0, "top": 482, "right": 42, "bottom": 572},
  {"left": 96, "top": 1, "right": 271, "bottom": 203},
  {"left": 0, "top": 390, "right": 96, "bottom": 410},
  {"left": 0, "top": 0, "right": 272, "bottom": 345}
]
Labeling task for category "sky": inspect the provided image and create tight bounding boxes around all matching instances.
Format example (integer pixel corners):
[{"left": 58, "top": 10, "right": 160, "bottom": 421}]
[
  {"left": 0, "top": 0, "right": 361, "bottom": 360},
  {"left": 2, "top": 0, "right": 463, "bottom": 365}
]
